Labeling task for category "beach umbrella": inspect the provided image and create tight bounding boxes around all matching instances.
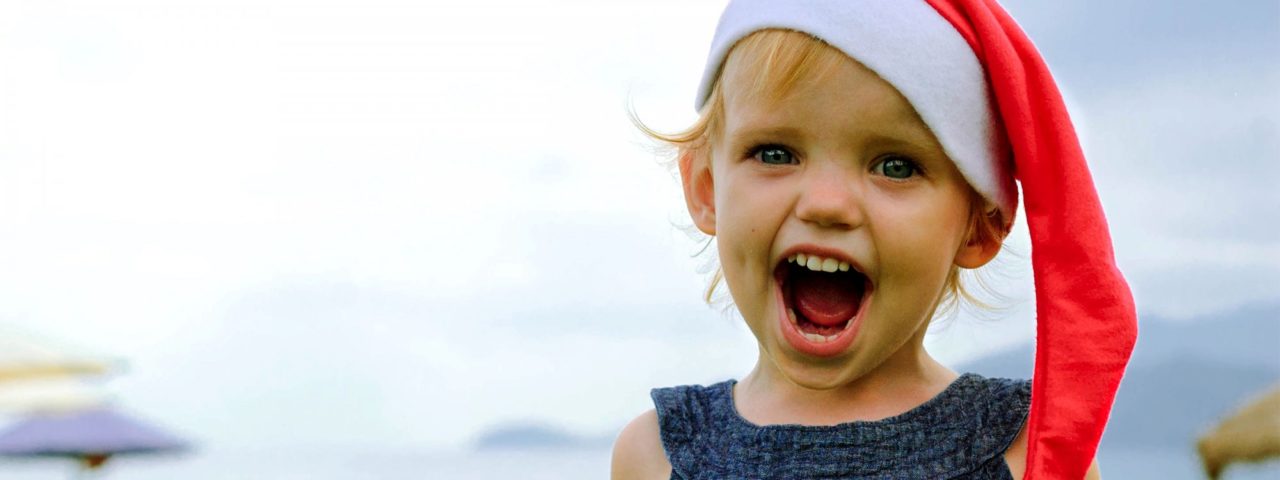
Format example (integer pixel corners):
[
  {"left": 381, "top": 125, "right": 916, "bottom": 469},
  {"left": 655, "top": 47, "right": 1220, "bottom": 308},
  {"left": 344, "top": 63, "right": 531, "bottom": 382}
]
[
  {"left": 0, "top": 407, "right": 189, "bottom": 478},
  {"left": 1196, "top": 384, "right": 1280, "bottom": 479}
]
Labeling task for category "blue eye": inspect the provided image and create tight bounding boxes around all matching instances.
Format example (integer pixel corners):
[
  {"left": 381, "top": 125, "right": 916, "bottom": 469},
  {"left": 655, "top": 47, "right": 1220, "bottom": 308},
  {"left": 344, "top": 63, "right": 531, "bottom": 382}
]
[
  {"left": 875, "top": 157, "right": 919, "bottom": 179},
  {"left": 752, "top": 145, "right": 795, "bottom": 165}
]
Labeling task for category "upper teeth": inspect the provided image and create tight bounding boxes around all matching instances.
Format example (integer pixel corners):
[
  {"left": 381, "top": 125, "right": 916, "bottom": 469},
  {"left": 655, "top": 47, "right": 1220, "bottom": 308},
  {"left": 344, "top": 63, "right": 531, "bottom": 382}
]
[{"left": 788, "top": 254, "right": 851, "bottom": 273}]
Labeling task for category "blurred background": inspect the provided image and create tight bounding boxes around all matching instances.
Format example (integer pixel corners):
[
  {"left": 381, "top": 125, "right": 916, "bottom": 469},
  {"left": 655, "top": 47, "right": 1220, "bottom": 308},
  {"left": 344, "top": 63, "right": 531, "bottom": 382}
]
[{"left": 0, "top": 0, "right": 1275, "bottom": 478}]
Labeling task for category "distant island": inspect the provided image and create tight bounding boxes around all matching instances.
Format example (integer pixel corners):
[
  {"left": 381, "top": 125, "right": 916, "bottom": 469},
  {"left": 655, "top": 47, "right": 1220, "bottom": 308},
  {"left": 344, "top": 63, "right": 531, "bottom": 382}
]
[{"left": 473, "top": 423, "right": 613, "bottom": 451}]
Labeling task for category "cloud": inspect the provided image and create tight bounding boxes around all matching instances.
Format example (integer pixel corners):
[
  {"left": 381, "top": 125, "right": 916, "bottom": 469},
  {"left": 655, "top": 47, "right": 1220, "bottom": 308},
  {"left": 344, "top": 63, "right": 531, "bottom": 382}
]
[
  {"left": 1070, "top": 49, "right": 1280, "bottom": 317},
  {"left": 1005, "top": 0, "right": 1279, "bottom": 83},
  {"left": 0, "top": 0, "right": 1274, "bottom": 453}
]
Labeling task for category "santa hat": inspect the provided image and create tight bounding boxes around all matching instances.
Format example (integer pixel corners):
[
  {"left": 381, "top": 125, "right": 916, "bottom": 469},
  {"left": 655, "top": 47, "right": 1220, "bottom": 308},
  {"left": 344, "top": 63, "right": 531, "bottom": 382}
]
[{"left": 695, "top": 0, "right": 1139, "bottom": 477}]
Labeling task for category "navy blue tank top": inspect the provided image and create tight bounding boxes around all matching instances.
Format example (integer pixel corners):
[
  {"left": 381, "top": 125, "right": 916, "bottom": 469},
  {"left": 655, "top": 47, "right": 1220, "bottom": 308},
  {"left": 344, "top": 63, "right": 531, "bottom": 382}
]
[{"left": 650, "top": 373, "right": 1031, "bottom": 479}]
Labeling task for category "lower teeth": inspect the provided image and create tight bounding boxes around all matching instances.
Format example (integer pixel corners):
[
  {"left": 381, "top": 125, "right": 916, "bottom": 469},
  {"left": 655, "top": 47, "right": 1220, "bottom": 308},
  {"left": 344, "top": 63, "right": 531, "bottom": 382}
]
[
  {"left": 804, "top": 332, "right": 833, "bottom": 343},
  {"left": 789, "top": 308, "right": 839, "bottom": 343}
]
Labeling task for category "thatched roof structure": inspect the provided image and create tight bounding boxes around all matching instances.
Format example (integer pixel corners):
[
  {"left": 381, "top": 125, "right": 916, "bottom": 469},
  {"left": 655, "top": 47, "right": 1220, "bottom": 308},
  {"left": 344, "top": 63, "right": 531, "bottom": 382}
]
[
  {"left": 0, "top": 327, "right": 118, "bottom": 383},
  {"left": 1197, "top": 384, "right": 1280, "bottom": 479}
]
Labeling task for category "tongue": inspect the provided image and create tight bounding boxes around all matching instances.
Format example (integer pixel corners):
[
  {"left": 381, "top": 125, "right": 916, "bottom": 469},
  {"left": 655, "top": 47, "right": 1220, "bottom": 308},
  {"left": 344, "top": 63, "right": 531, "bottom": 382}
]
[{"left": 792, "top": 270, "right": 862, "bottom": 327}]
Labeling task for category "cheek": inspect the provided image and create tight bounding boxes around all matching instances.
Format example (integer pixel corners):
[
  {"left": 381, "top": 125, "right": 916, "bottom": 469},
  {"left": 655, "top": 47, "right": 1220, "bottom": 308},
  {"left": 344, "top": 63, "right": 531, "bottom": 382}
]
[
  {"left": 714, "top": 173, "right": 774, "bottom": 243},
  {"left": 868, "top": 193, "right": 970, "bottom": 282},
  {"left": 713, "top": 172, "right": 786, "bottom": 300}
]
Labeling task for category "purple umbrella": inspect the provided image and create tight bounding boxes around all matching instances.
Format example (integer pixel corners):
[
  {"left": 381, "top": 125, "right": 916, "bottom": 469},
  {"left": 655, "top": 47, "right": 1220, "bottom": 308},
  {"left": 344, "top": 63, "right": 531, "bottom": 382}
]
[{"left": 0, "top": 407, "right": 189, "bottom": 476}]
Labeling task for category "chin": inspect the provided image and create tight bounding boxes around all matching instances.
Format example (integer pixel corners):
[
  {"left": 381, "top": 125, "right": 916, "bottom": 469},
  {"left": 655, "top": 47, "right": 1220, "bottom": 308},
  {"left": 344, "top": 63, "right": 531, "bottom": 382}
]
[{"left": 767, "top": 341, "right": 872, "bottom": 390}]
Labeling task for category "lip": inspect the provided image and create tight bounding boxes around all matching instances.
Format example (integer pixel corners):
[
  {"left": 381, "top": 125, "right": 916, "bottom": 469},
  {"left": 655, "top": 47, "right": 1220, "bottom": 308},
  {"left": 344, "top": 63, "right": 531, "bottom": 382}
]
[{"left": 773, "top": 243, "right": 873, "bottom": 358}]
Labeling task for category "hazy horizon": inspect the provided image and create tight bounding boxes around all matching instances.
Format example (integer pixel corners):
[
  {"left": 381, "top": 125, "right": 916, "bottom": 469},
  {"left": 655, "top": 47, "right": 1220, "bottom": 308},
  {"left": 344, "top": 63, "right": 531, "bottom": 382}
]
[{"left": 0, "top": 0, "right": 1275, "bottom": 462}]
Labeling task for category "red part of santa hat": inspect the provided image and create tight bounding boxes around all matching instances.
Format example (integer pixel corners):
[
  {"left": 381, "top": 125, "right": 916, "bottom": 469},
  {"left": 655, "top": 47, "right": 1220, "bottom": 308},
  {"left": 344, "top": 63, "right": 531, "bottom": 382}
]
[{"left": 696, "top": 0, "right": 1139, "bottom": 477}]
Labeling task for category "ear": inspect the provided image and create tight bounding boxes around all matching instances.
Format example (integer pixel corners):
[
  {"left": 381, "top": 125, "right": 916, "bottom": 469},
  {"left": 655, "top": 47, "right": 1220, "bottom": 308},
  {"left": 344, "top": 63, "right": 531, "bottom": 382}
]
[
  {"left": 678, "top": 146, "right": 717, "bottom": 236},
  {"left": 954, "top": 206, "right": 1006, "bottom": 269}
]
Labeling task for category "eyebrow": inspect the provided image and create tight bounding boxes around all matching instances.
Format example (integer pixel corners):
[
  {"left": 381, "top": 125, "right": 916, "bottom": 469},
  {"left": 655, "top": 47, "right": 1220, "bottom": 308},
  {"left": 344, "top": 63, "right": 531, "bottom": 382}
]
[
  {"left": 866, "top": 107, "right": 939, "bottom": 145},
  {"left": 724, "top": 125, "right": 807, "bottom": 142},
  {"left": 863, "top": 129, "right": 938, "bottom": 151}
]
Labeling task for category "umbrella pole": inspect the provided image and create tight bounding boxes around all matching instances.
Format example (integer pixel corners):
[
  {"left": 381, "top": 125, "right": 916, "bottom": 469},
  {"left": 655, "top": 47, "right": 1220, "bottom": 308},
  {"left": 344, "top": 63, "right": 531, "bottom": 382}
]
[{"left": 74, "top": 454, "right": 109, "bottom": 480}]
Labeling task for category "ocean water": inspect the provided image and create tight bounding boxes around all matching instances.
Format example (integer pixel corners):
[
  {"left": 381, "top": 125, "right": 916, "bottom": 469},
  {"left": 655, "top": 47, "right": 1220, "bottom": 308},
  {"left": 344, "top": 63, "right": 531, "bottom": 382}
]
[
  {"left": 0, "top": 446, "right": 1277, "bottom": 479},
  {"left": 0, "top": 448, "right": 613, "bottom": 479},
  {"left": 1097, "top": 446, "right": 1280, "bottom": 480}
]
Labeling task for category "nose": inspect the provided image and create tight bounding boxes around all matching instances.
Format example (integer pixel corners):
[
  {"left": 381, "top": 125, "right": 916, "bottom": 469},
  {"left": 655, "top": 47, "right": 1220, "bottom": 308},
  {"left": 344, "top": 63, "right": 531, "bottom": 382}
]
[{"left": 794, "top": 164, "right": 864, "bottom": 230}]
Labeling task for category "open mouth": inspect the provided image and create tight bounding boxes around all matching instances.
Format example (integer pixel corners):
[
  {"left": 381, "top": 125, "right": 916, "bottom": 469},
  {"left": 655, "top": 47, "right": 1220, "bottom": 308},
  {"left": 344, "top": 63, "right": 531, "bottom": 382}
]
[{"left": 774, "top": 251, "right": 872, "bottom": 356}]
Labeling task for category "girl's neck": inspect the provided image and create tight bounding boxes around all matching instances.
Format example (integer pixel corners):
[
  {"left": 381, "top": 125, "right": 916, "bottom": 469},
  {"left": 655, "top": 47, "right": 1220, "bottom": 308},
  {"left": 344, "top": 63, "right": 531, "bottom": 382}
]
[{"left": 734, "top": 334, "right": 957, "bottom": 427}]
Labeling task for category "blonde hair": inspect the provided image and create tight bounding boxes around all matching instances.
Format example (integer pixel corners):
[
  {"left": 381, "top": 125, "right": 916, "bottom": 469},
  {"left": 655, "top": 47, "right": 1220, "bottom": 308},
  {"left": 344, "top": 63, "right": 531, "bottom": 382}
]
[{"left": 633, "top": 29, "right": 1008, "bottom": 318}]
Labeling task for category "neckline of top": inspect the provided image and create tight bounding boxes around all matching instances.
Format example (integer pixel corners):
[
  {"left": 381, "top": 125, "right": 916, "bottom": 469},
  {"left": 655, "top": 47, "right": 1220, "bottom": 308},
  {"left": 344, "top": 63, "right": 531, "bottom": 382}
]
[{"left": 720, "top": 372, "right": 978, "bottom": 432}]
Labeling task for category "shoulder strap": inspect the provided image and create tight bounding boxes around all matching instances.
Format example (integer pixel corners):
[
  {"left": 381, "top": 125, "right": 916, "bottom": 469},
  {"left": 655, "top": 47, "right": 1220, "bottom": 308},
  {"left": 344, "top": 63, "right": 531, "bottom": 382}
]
[
  {"left": 960, "top": 375, "right": 1033, "bottom": 473},
  {"left": 650, "top": 381, "right": 732, "bottom": 479}
]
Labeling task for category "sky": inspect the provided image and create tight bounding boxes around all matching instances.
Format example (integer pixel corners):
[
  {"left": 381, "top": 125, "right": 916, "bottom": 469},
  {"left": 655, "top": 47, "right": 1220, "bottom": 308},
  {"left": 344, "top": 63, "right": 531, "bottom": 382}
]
[{"left": 0, "top": 0, "right": 1275, "bottom": 453}]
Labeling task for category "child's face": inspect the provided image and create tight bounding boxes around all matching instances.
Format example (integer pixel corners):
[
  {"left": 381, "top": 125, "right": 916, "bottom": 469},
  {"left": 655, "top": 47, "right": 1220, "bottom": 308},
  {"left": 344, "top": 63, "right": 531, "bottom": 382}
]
[{"left": 680, "top": 53, "right": 998, "bottom": 389}]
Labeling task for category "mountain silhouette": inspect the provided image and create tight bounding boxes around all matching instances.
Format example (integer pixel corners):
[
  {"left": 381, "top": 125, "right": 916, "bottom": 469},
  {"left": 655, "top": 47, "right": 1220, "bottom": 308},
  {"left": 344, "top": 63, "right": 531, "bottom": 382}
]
[
  {"left": 959, "top": 301, "right": 1280, "bottom": 449},
  {"left": 473, "top": 423, "right": 612, "bottom": 451}
]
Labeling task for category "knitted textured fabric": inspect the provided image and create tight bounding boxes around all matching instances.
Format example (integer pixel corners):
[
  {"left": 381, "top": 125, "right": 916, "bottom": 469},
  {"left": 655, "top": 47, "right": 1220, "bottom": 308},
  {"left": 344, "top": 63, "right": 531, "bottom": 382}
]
[
  {"left": 653, "top": 374, "right": 1032, "bottom": 479},
  {"left": 695, "top": 0, "right": 1139, "bottom": 477}
]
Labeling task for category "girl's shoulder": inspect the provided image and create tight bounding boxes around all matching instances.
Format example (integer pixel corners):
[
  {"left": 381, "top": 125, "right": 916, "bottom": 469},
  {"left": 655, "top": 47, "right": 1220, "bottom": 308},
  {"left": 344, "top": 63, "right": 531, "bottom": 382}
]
[
  {"left": 646, "top": 374, "right": 1031, "bottom": 479},
  {"left": 611, "top": 408, "right": 671, "bottom": 480}
]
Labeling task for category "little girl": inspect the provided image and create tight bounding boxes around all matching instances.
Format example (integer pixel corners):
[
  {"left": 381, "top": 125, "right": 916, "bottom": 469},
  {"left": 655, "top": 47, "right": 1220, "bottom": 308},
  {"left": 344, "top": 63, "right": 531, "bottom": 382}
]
[{"left": 614, "top": 0, "right": 1138, "bottom": 479}]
